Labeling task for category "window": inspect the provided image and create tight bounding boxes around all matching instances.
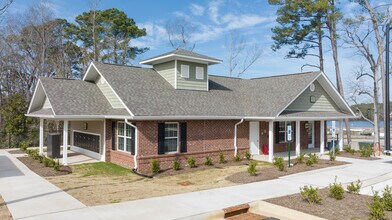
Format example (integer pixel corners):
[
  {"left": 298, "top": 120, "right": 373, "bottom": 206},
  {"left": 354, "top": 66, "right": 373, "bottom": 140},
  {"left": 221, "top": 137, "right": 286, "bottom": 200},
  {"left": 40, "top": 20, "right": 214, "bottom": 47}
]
[
  {"left": 196, "top": 66, "right": 204, "bottom": 80},
  {"left": 181, "top": 65, "right": 189, "bottom": 78},
  {"left": 278, "top": 121, "right": 292, "bottom": 143},
  {"left": 164, "top": 123, "right": 179, "bottom": 153},
  {"left": 117, "top": 122, "right": 133, "bottom": 153}
]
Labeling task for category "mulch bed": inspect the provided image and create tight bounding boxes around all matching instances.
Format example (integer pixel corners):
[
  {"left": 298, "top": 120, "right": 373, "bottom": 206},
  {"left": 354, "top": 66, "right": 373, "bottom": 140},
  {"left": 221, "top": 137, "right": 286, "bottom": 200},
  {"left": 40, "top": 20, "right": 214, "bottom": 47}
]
[
  {"left": 266, "top": 188, "right": 392, "bottom": 220},
  {"left": 338, "top": 151, "right": 380, "bottom": 160},
  {"left": 17, "top": 156, "right": 72, "bottom": 177},
  {"left": 226, "top": 159, "right": 347, "bottom": 184},
  {"left": 7, "top": 149, "right": 25, "bottom": 155},
  {"left": 0, "top": 195, "right": 12, "bottom": 220},
  {"left": 152, "top": 160, "right": 252, "bottom": 177}
]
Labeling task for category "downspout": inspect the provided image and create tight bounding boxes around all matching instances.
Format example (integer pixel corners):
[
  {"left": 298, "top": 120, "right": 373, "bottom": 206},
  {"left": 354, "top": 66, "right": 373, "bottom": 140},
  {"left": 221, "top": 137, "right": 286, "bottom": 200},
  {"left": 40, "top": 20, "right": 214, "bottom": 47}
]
[
  {"left": 125, "top": 119, "right": 138, "bottom": 171},
  {"left": 234, "top": 118, "right": 245, "bottom": 156}
]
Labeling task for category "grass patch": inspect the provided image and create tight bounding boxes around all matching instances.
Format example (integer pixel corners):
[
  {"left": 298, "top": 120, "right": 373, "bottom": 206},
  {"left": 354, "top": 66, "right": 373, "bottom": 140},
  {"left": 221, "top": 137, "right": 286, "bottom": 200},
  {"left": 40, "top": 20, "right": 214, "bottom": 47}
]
[{"left": 71, "top": 162, "right": 130, "bottom": 177}]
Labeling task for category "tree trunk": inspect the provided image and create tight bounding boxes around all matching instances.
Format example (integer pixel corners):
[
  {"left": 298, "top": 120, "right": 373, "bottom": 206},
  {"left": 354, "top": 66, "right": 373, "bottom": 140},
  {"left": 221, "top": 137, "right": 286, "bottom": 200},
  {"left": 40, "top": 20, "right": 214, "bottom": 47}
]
[{"left": 317, "top": 23, "right": 324, "bottom": 72}]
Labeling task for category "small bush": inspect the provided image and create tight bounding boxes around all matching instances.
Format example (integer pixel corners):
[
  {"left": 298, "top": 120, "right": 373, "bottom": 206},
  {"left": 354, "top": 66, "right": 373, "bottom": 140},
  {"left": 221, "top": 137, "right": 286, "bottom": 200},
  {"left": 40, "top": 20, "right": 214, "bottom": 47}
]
[
  {"left": 359, "top": 141, "right": 373, "bottom": 150},
  {"left": 329, "top": 151, "right": 336, "bottom": 161},
  {"left": 187, "top": 157, "right": 196, "bottom": 168},
  {"left": 53, "top": 160, "right": 60, "bottom": 171},
  {"left": 150, "top": 160, "right": 160, "bottom": 174},
  {"left": 344, "top": 146, "right": 356, "bottom": 154},
  {"left": 347, "top": 179, "right": 362, "bottom": 194},
  {"left": 43, "top": 156, "right": 50, "bottom": 167},
  {"left": 20, "top": 140, "right": 30, "bottom": 151},
  {"left": 247, "top": 161, "right": 257, "bottom": 176},
  {"left": 383, "top": 186, "right": 392, "bottom": 211},
  {"left": 219, "top": 151, "right": 226, "bottom": 164},
  {"left": 245, "top": 151, "right": 251, "bottom": 160},
  {"left": 369, "top": 190, "right": 386, "bottom": 220},
  {"left": 296, "top": 153, "right": 305, "bottom": 163},
  {"left": 234, "top": 153, "right": 241, "bottom": 162},
  {"left": 300, "top": 185, "right": 322, "bottom": 204},
  {"left": 329, "top": 176, "right": 344, "bottom": 200},
  {"left": 360, "top": 147, "right": 373, "bottom": 157},
  {"left": 273, "top": 157, "right": 285, "bottom": 171},
  {"left": 204, "top": 156, "right": 213, "bottom": 166},
  {"left": 173, "top": 159, "right": 181, "bottom": 170},
  {"left": 306, "top": 153, "right": 318, "bottom": 166},
  {"left": 306, "top": 158, "right": 314, "bottom": 166}
]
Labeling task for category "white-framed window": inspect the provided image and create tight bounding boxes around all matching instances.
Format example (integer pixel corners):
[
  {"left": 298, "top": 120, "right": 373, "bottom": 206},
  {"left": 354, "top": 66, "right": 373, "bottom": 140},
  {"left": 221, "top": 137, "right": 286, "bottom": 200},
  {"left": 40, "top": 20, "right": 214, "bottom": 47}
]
[
  {"left": 196, "top": 66, "right": 204, "bottom": 80},
  {"left": 117, "top": 122, "right": 133, "bottom": 153},
  {"left": 181, "top": 65, "right": 189, "bottom": 78},
  {"left": 164, "top": 122, "right": 179, "bottom": 153},
  {"left": 278, "top": 121, "right": 292, "bottom": 143}
]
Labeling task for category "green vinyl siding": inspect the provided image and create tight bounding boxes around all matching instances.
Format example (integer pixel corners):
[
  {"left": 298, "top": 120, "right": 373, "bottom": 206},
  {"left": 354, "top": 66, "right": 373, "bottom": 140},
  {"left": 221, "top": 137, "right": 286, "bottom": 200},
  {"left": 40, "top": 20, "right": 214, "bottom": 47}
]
[
  {"left": 286, "top": 80, "right": 340, "bottom": 112},
  {"left": 176, "top": 60, "right": 208, "bottom": 91},
  {"left": 95, "top": 76, "right": 123, "bottom": 108},
  {"left": 154, "top": 61, "right": 175, "bottom": 87}
]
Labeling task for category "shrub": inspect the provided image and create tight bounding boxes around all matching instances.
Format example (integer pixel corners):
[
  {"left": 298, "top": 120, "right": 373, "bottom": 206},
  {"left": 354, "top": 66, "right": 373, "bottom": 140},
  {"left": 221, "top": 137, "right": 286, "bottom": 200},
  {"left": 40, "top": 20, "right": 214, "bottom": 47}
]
[
  {"left": 204, "top": 156, "right": 213, "bottom": 166},
  {"left": 369, "top": 190, "right": 386, "bottom": 220},
  {"left": 273, "top": 157, "right": 285, "bottom": 171},
  {"left": 20, "top": 140, "right": 30, "bottom": 151},
  {"left": 360, "top": 147, "right": 373, "bottom": 157},
  {"left": 187, "top": 157, "right": 196, "bottom": 168},
  {"left": 359, "top": 141, "right": 373, "bottom": 150},
  {"left": 53, "top": 160, "right": 60, "bottom": 171},
  {"left": 150, "top": 160, "right": 160, "bottom": 174},
  {"left": 245, "top": 151, "right": 251, "bottom": 160},
  {"left": 343, "top": 146, "right": 356, "bottom": 154},
  {"left": 329, "top": 151, "right": 336, "bottom": 161},
  {"left": 43, "top": 156, "right": 50, "bottom": 167},
  {"left": 383, "top": 186, "right": 392, "bottom": 211},
  {"left": 300, "top": 185, "right": 322, "bottom": 204},
  {"left": 234, "top": 153, "right": 241, "bottom": 162},
  {"left": 219, "top": 151, "right": 226, "bottom": 164},
  {"left": 296, "top": 153, "right": 305, "bottom": 164},
  {"left": 306, "top": 153, "right": 318, "bottom": 166},
  {"left": 173, "top": 159, "right": 181, "bottom": 171},
  {"left": 329, "top": 176, "right": 344, "bottom": 200},
  {"left": 47, "top": 158, "right": 55, "bottom": 167},
  {"left": 347, "top": 179, "right": 362, "bottom": 194},
  {"left": 247, "top": 161, "right": 257, "bottom": 176}
]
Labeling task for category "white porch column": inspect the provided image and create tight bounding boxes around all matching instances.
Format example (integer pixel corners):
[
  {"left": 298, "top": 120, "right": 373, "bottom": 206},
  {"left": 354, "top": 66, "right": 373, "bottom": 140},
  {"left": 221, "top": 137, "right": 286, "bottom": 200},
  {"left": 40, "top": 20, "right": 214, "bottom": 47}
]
[
  {"left": 268, "top": 121, "right": 274, "bottom": 162},
  {"left": 339, "top": 119, "right": 344, "bottom": 151},
  {"left": 39, "top": 118, "right": 44, "bottom": 155},
  {"left": 62, "top": 120, "right": 69, "bottom": 165},
  {"left": 296, "top": 120, "right": 300, "bottom": 156},
  {"left": 320, "top": 120, "right": 325, "bottom": 154}
]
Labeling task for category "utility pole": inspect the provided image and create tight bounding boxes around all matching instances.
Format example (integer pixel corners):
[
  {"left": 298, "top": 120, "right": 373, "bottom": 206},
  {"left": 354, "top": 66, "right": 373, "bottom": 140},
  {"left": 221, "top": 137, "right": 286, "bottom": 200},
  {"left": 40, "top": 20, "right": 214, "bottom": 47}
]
[{"left": 386, "top": 22, "right": 391, "bottom": 153}]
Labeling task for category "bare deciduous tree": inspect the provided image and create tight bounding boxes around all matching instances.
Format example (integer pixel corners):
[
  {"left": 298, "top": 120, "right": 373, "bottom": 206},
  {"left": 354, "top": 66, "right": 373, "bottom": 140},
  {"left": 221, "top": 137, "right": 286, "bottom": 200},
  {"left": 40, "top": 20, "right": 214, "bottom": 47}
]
[
  {"left": 225, "top": 30, "right": 262, "bottom": 77},
  {"left": 165, "top": 17, "right": 196, "bottom": 51},
  {"left": 0, "top": 0, "right": 12, "bottom": 16}
]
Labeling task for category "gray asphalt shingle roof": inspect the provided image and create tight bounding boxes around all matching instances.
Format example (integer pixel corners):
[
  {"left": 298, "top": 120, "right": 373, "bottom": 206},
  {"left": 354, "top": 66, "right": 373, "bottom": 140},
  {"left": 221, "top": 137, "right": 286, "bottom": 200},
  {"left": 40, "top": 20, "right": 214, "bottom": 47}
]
[
  {"left": 140, "top": 49, "right": 222, "bottom": 63},
  {"left": 93, "top": 62, "right": 324, "bottom": 117}
]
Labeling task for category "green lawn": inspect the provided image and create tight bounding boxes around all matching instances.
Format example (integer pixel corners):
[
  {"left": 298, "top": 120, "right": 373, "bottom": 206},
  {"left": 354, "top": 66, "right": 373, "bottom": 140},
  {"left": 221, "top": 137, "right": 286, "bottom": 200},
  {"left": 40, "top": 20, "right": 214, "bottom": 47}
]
[{"left": 71, "top": 162, "right": 131, "bottom": 177}]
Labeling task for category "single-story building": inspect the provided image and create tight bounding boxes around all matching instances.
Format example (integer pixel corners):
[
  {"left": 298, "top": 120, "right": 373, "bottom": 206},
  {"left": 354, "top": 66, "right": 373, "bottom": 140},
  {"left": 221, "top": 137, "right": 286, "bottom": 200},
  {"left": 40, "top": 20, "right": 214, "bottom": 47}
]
[{"left": 26, "top": 49, "right": 357, "bottom": 173}]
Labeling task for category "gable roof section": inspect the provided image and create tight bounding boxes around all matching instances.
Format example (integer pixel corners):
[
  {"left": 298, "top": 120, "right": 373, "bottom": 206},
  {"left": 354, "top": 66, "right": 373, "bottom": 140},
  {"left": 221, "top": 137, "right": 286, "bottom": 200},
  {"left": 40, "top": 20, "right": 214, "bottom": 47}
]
[{"left": 140, "top": 49, "right": 222, "bottom": 65}]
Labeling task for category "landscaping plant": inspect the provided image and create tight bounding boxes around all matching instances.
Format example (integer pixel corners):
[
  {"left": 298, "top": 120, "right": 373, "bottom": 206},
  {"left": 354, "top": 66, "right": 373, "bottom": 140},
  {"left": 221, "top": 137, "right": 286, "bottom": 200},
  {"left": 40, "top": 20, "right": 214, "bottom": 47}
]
[
  {"left": 369, "top": 190, "right": 386, "bottom": 220},
  {"left": 54, "top": 160, "right": 60, "bottom": 171},
  {"left": 306, "top": 153, "right": 318, "bottom": 166},
  {"left": 20, "top": 140, "right": 30, "bottom": 151},
  {"left": 247, "top": 161, "right": 257, "bottom": 176},
  {"left": 360, "top": 147, "right": 373, "bottom": 157},
  {"left": 234, "top": 153, "right": 241, "bottom": 162},
  {"left": 245, "top": 151, "right": 251, "bottom": 160},
  {"left": 329, "top": 176, "right": 344, "bottom": 200},
  {"left": 347, "top": 179, "right": 362, "bottom": 194},
  {"left": 173, "top": 159, "right": 181, "bottom": 170},
  {"left": 273, "top": 157, "right": 285, "bottom": 171},
  {"left": 187, "top": 157, "right": 196, "bottom": 168},
  {"left": 204, "top": 156, "right": 213, "bottom": 166},
  {"left": 329, "top": 151, "right": 336, "bottom": 161},
  {"left": 382, "top": 186, "right": 392, "bottom": 211},
  {"left": 300, "top": 185, "right": 322, "bottom": 204},
  {"left": 343, "top": 146, "right": 356, "bottom": 154},
  {"left": 150, "top": 160, "right": 160, "bottom": 174},
  {"left": 296, "top": 152, "right": 305, "bottom": 163},
  {"left": 219, "top": 151, "right": 226, "bottom": 164}
]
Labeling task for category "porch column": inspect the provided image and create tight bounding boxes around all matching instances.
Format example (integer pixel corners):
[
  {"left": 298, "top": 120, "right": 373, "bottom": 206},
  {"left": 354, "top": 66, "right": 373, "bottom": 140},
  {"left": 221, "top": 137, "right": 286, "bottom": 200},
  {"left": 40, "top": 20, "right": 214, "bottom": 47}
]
[
  {"left": 296, "top": 120, "right": 300, "bottom": 156},
  {"left": 320, "top": 120, "right": 325, "bottom": 154},
  {"left": 62, "top": 120, "right": 68, "bottom": 165},
  {"left": 268, "top": 121, "right": 274, "bottom": 162},
  {"left": 39, "top": 118, "right": 44, "bottom": 155},
  {"left": 339, "top": 119, "right": 344, "bottom": 151}
]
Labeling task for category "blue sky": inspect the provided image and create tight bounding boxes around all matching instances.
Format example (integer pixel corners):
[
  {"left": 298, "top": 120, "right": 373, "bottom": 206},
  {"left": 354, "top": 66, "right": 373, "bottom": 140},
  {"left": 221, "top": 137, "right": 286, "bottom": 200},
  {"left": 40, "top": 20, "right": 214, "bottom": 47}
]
[{"left": 5, "top": 0, "right": 384, "bottom": 103}]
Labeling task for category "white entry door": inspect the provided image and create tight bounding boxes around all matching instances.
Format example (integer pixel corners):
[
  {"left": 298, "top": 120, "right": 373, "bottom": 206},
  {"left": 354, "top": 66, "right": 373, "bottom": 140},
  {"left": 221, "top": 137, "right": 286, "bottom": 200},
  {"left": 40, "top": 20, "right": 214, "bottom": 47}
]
[
  {"left": 307, "top": 121, "right": 315, "bottom": 148},
  {"left": 249, "top": 121, "right": 260, "bottom": 155}
]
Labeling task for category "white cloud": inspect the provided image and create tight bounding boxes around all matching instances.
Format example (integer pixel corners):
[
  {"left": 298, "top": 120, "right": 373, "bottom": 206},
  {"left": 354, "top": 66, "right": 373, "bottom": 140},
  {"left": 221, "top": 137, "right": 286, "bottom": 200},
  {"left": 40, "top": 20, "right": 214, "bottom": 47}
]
[
  {"left": 222, "top": 14, "right": 270, "bottom": 30},
  {"left": 132, "top": 22, "right": 168, "bottom": 49},
  {"left": 190, "top": 3, "right": 205, "bottom": 16},
  {"left": 208, "top": 0, "right": 223, "bottom": 24}
]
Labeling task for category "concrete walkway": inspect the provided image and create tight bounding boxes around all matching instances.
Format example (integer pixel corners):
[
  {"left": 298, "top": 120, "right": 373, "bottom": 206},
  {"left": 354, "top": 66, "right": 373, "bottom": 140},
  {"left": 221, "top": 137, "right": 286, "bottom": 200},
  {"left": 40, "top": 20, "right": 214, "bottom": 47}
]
[{"left": 2, "top": 149, "right": 392, "bottom": 219}]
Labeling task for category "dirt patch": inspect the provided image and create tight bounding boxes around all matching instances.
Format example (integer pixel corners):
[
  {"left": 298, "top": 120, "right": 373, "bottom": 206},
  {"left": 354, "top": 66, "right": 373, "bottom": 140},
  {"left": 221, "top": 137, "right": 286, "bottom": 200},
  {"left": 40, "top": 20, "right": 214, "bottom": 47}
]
[
  {"left": 266, "top": 188, "right": 392, "bottom": 220},
  {"left": 0, "top": 195, "right": 12, "bottom": 220},
  {"left": 7, "top": 149, "right": 25, "bottom": 155},
  {"left": 18, "top": 156, "right": 71, "bottom": 177},
  {"left": 226, "top": 159, "right": 347, "bottom": 184},
  {"left": 338, "top": 151, "right": 380, "bottom": 160}
]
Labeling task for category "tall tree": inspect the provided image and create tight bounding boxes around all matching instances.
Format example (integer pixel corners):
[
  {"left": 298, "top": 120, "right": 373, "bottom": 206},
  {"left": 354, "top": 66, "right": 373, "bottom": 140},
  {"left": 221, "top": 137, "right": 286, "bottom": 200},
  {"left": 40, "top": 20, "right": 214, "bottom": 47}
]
[
  {"left": 0, "top": 0, "right": 12, "bottom": 16},
  {"left": 165, "top": 17, "right": 196, "bottom": 51}
]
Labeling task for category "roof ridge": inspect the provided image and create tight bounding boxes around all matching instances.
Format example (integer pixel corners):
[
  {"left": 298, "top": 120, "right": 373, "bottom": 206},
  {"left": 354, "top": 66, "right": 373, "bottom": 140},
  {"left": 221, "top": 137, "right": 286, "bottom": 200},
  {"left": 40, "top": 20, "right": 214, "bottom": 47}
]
[
  {"left": 94, "top": 61, "right": 151, "bottom": 69},
  {"left": 250, "top": 71, "right": 320, "bottom": 80}
]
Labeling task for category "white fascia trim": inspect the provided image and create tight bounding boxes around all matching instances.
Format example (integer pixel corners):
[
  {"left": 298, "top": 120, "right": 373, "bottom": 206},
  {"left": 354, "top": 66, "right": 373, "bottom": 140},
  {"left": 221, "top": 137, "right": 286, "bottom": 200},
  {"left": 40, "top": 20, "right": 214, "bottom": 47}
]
[
  {"left": 140, "top": 54, "right": 222, "bottom": 65},
  {"left": 27, "top": 79, "right": 41, "bottom": 114},
  {"left": 82, "top": 62, "right": 94, "bottom": 81},
  {"left": 90, "top": 63, "right": 135, "bottom": 116},
  {"left": 318, "top": 72, "right": 356, "bottom": 116},
  {"left": 275, "top": 72, "right": 322, "bottom": 117},
  {"left": 274, "top": 116, "right": 359, "bottom": 121}
]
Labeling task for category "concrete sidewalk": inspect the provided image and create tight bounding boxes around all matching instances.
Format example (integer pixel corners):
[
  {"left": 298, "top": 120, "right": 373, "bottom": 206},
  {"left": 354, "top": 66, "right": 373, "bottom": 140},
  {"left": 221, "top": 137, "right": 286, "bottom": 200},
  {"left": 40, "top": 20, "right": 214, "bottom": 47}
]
[
  {"left": 0, "top": 150, "right": 100, "bottom": 219},
  {"left": 2, "top": 149, "right": 392, "bottom": 219}
]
